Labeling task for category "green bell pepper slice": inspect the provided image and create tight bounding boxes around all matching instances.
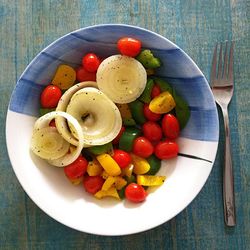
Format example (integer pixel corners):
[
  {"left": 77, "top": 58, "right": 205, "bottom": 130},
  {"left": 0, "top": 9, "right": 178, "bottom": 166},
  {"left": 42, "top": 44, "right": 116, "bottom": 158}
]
[
  {"left": 87, "top": 142, "right": 113, "bottom": 155},
  {"left": 123, "top": 118, "right": 136, "bottom": 126},
  {"left": 152, "top": 77, "right": 173, "bottom": 95},
  {"left": 39, "top": 108, "right": 55, "bottom": 116},
  {"left": 125, "top": 174, "right": 136, "bottom": 184},
  {"left": 118, "top": 127, "right": 141, "bottom": 152},
  {"left": 136, "top": 49, "right": 161, "bottom": 69},
  {"left": 173, "top": 89, "right": 190, "bottom": 129},
  {"left": 139, "top": 78, "right": 154, "bottom": 103},
  {"left": 146, "top": 155, "right": 161, "bottom": 175},
  {"left": 129, "top": 100, "right": 146, "bottom": 124},
  {"left": 118, "top": 186, "right": 126, "bottom": 199}
]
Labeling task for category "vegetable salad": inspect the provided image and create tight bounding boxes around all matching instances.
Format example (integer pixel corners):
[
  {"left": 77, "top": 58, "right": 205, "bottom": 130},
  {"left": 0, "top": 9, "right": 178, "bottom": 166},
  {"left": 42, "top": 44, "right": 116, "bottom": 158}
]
[{"left": 31, "top": 37, "right": 190, "bottom": 203}]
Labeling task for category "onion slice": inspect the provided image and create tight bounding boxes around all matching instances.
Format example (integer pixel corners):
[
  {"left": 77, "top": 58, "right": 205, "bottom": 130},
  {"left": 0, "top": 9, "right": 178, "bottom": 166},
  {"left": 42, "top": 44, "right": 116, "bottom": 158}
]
[
  {"left": 31, "top": 111, "right": 84, "bottom": 167},
  {"left": 66, "top": 87, "right": 122, "bottom": 146},
  {"left": 31, "top": 127, "right": 70, "bottom": 160},
  {"left": 55, "top": 81, "right": 98, "bottom": 146},
  {"left": 96, "top": 55, "right": 147, "bottom": 104}
]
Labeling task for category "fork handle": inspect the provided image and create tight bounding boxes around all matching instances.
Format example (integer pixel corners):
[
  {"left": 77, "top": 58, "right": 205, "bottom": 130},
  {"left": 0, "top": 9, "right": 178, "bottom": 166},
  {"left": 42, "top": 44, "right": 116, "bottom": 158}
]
[{"left": 222, "top": 107, "right": 236, "bottom": 226}]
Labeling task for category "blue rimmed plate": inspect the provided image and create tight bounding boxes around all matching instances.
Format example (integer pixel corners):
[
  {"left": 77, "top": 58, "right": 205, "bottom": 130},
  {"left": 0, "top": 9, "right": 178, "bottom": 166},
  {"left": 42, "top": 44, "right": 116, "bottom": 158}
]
[{"left": 6, "top": 24, "right": 219, "bottom": 236}]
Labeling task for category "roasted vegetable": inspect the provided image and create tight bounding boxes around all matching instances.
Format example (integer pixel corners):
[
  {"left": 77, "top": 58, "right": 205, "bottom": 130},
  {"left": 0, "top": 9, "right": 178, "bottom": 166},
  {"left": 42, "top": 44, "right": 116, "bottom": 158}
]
[
  {"left": 136, "top": 49, "right": 161, "bottom": 69},
  {"left": 137, "top": 175, "right": 166, "bottom": 186},
  {"left": 149, "top": 91, "right": 176, "bottom": 114}
]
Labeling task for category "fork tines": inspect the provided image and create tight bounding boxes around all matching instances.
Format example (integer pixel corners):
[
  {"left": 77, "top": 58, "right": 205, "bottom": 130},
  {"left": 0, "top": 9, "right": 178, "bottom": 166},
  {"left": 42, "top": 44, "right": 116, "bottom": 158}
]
[{"left": 210, "top": 41, "right": 235, "bottom": 85}]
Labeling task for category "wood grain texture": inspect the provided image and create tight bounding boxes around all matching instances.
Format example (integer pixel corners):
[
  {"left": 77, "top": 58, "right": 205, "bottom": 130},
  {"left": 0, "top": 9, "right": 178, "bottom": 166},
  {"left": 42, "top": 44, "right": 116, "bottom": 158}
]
[{"left": 0, "top": 0, "right": 249, "bottom": 249}]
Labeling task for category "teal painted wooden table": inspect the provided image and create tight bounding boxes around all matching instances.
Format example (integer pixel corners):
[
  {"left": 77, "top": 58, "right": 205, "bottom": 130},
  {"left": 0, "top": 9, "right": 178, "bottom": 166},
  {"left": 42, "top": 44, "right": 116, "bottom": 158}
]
[{"left": 0, "top": 1, "right": 249, "bottom": 249}]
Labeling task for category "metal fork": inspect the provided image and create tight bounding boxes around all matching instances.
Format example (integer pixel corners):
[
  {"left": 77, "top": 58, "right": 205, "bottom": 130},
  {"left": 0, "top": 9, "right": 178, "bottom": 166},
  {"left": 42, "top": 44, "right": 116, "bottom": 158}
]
[{"left": 210, "top": 41, "right": 236, "bottom": 226}]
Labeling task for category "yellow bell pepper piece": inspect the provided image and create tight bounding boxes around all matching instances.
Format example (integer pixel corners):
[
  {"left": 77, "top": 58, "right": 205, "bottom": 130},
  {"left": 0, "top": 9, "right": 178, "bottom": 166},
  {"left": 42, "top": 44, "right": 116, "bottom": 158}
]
[
  {"left": 114, "top": 177, "right": 127, "bottom": 190},
  {"left": 102, "top": 176, "right": 115, "bottom": 191},
  {"left": 87, "top": 160, "right": 103, "bottom": 176},
  {"left": 131, "top": 154, "right": 150, "bottom": 175},
  {"left": 149, "top": 91, "right": 176, "bottom": 114},
  {"left": 101, "top": 170, "right": 109, "bottom": 179},
  {"left": 94, "top": 187, "right": 120, "bottom": 200},
  {"left": 137, "top": 175, "right": 166, "bottom": 186},
  {"left": 121, "top": 163, "right": 134, "bottom": 177},
  {"left": 96, "top": 154, "right": 121, "bottom": 176},
  {"left": 52, "top": 64, "right": 76, "bottom": 90}
]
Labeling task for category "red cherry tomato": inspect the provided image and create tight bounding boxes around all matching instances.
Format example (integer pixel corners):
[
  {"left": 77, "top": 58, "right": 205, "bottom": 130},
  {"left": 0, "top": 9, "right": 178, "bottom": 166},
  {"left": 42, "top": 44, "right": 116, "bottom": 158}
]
[
  {"left": 76, "top": 67, "right": 96, "bottom": 82},
  {"left": 151, "top": 84, "right": 161, "bottom": 98},
  {"left": 142, "top": 121, "right": 163, "bottom": 142},
  {"left": 112, "top": 126, "right": 125, "bottom": 144},
  {"left": 125, "top": 183, "right": 147, "bottom": 203},
  {"left": 143, "top": 104, "right": 161, "bottom": 122},
  {"left": 162, "top": 114, "right": 180, "bottom": 139},
  {"left": 64, "top": 155, "right": 88, "bottom": 180},
  {"left": 117, "top": 37, "right": 142, "bottom": 57},
  {"left": 132, "top": 136, "right": 154, "bottom": 158},
  {"left": 40, "top": 85, "right": 62, "bottom": 108},
  {"left": 112, "top": 149, "right": 132, "bottom": 168},
  {"left": 82, "top": 53, "right": 101, "bottom": 72},
  {"left": 83, "top": 176, "right": 104, "bottom": 194},
  {"left": 154, "top": 140, "right": 179, "bottom": 160}
]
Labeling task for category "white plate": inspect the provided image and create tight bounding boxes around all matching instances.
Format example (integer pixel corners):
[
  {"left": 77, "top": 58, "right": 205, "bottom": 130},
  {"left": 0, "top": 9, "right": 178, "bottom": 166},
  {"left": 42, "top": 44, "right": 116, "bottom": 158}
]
[{"left": 6, "top": 24, "right": 219, "bottom": 235}]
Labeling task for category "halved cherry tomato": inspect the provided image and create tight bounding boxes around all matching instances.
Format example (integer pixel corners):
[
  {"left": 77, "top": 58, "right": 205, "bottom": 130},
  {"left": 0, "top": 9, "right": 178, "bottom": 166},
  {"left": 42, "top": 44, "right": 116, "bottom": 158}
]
[
  {"left": 132, "top": 136, "right": 154, "bottom": 158},
  {"left": 151, "top": 84, "right": 161, "bottom": 98},
  {"left": 125, "top": 183, "right": 147, "bottom": 203},
  {"left": 143, "top": 104, "right": 161, "bottom": 122},
  {"left": 112, "top": 126, "right": 125, "bottom": 145},
  {"left": 142, "top": 121, "right": 163, "bottom": 142},
  {"left": 83, "top": 176, "right": 105, "bottom": 194},
  {"left": 117, "top": 37, "right": 142, "bottom": 57},
  {"left": 82, "top": 53, "right": 101, "bottom": 72},
  {"left": 154, "top": 140, "right": 179, "bottom": 160},
  {"left": 64, "top": 155, "right": 88, "bottom": 180},
  {"left": 40, "top": 85, "right": 62, "bottom": 108},
  {"left": 162, "top": 114, "right": 180, "bottom": 139},
  {"left": 112, "top": 149, "right": 132, "bottom": 169},
  {"left": 76, "top": 67, "right": 96, "bottom": 82}
]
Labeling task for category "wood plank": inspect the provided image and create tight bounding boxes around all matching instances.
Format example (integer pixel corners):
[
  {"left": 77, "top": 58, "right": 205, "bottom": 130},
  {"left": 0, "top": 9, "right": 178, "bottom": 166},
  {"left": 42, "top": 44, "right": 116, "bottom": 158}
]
[
  {"left": 0, "top": 0, "right": 249, "bottom": 249},
  {"left": 0, "top": 2, "right": 29, "bottom": 249}
]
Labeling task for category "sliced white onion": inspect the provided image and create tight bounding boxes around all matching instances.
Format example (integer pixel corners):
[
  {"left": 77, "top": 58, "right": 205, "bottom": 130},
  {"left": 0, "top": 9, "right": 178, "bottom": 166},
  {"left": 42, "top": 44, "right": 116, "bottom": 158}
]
[
  {"left": 96, "top": 55, "right": 147, "bottom": 104},
  {"left": 31, "top": 127, "right": 70, "bottom": 160},
  {"left": 55, "top": 81, "right": 98, "bottom": 146},
  {"left": 66, "top": 87, "right": 122, "bottom": 146},
  {"left": 31, "top": 111, "right": 84, "bottom": 167}
]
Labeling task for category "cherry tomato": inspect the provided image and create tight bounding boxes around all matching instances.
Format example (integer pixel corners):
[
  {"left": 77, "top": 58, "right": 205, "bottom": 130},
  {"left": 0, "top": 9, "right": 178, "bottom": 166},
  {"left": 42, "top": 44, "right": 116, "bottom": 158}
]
[
  {"left": 82, "top": 53, "right": 101, "bottom": 72},
  {"left": 112, "top": 126, "right": 125, "bottom": 144},
  {"left": 143, "top": 104, "right": 161, "bottom": 122},
  {"left": 64, "top": 155, "right": 88, "bottom": 180},
  {"left": 117, "top": 37, "right": 142, "bottom": 57},
  {"left": 151, "top": 84, "right": 161, "bottom": 98},
  {"left": 83, "top": 176, "right": 104, "bottom": 194},
  {"left": 125, "top": 183, "right": 147, "bottom": 203},
  {"left": 154, "top": 140, "right": 179, "bottom": 160},
  {"left": 162, "top": 114, "right": 180, "bottom": 139},
  {"left": 40, "top": 85, "right": 62, "bottom": 108},
  {"left": 112, "top": 149, "right": 132, "bottom": 168},
  {"left": 76, "top": 67, "right": 96, "bottom": 82},
  {"left": 142, "top": 121, "right": 163, "bottom": 142},
  {"left": 132, "top": 136, "right": 154, "bottom": 158}
]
